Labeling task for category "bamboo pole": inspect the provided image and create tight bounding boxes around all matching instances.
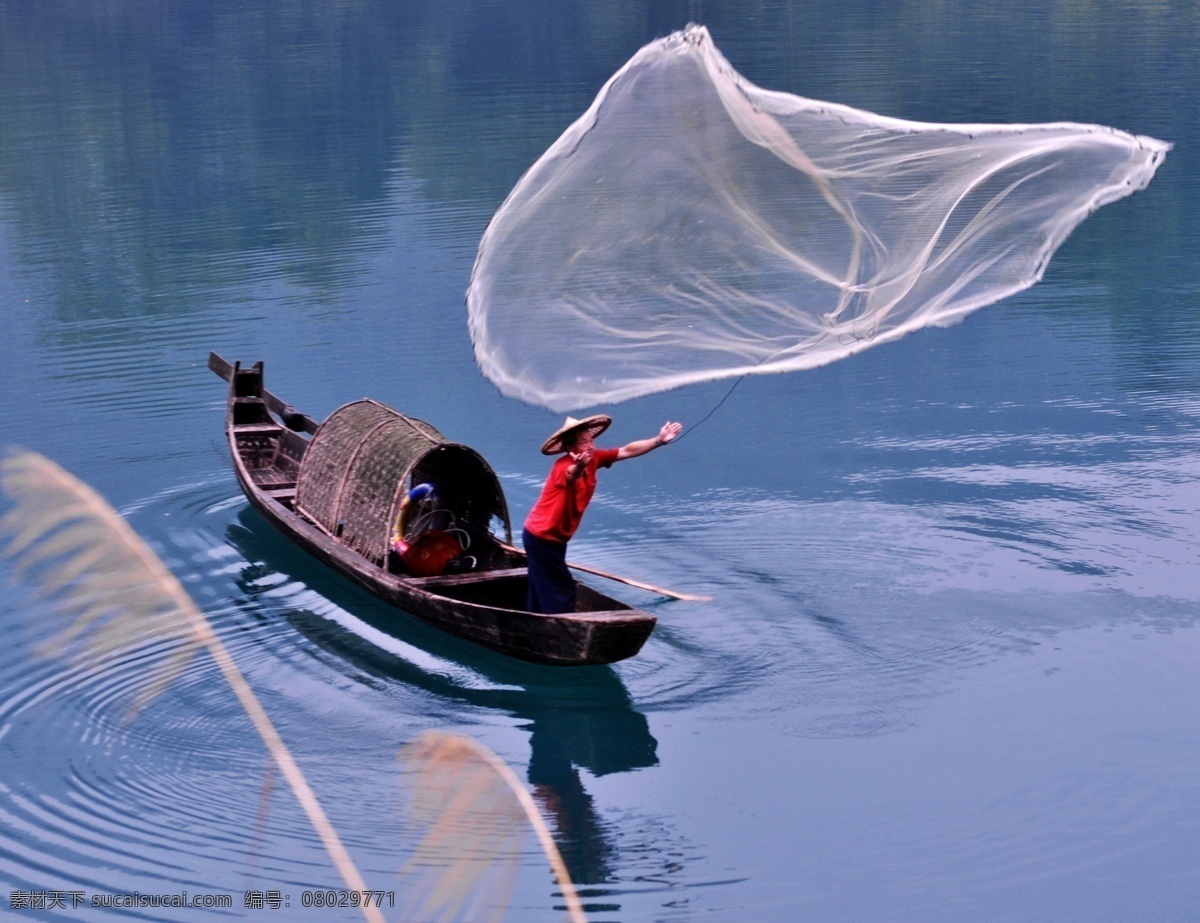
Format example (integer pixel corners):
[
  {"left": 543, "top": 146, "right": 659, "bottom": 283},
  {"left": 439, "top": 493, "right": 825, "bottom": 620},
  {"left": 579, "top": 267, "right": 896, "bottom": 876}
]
[{"left": 500, "top": 542, "right": 711, "bottom": 602}]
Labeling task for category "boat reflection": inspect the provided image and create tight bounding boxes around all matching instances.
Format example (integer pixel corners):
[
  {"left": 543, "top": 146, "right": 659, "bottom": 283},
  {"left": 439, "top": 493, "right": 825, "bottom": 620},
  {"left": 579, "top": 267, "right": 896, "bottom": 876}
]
[{"left": 224, "top": 506, "right": 658, "bottom": 885}]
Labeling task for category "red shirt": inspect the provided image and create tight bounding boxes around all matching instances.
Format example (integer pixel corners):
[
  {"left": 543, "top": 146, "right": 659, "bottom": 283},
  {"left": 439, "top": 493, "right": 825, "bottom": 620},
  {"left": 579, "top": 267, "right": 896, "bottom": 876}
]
[{"left": 523, "top": 447, "right": 620, "bottom": 544}]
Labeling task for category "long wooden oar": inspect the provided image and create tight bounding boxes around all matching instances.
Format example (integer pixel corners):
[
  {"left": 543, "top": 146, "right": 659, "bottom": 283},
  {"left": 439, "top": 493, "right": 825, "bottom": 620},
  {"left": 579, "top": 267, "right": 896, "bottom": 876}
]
[{"left": 500, "top": 542, "right": 710, "bottom": 602}]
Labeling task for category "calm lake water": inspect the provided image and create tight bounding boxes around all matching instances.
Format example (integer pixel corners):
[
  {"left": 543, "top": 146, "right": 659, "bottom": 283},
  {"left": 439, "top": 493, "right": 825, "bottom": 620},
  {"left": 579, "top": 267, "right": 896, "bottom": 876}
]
[{"left": 2, "top": 2, "right": 1198, "bottom": 921}]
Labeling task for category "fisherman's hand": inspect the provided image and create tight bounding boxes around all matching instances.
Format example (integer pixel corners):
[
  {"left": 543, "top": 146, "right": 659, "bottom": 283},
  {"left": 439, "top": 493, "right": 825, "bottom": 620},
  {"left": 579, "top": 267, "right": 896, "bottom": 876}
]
[
  {"left": 568, "top": 447, "right": 594, "bottom": 478},
  {"left": 656, "top": 421, "right": 683, "bottom": 446}
]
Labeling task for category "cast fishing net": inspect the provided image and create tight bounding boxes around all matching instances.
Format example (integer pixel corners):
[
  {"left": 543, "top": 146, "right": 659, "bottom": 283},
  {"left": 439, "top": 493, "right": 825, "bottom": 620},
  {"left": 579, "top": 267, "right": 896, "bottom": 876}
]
[{"left": 467, "top": 25, "right": 1169, "bottom": 412}]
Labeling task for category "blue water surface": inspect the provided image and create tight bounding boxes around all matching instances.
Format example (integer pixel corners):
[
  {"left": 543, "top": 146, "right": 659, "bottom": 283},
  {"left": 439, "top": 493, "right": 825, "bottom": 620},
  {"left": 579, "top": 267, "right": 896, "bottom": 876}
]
[{"left": 1, "top": 2, "right": 1198, "bottom": 921}]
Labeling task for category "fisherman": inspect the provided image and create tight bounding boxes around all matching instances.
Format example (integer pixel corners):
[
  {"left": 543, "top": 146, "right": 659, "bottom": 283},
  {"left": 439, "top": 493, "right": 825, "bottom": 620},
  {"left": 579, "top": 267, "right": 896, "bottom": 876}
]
[{"left": 523, "top": 415, "right": 682, "bottom": 614}]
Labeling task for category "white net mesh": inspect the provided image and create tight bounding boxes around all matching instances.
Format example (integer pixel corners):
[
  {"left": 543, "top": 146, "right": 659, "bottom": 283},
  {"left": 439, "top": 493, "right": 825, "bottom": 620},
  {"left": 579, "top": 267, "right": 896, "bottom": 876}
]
[{"left": 467, "top": 24, "right": 1169, "bottom": 412}]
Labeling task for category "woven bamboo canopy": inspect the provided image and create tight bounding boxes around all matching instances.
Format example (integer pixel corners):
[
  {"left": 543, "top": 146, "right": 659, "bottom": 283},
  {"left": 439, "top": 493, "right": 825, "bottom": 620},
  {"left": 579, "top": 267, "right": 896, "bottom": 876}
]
[{"left": 295, "top": 400, "right": 511, "bottom": 566}]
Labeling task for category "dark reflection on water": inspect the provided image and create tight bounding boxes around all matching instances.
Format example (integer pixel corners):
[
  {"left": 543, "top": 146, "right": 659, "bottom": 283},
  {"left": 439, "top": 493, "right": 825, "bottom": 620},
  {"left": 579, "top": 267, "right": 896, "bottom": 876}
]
[
  {"left": 2, "top": 0, "right": 1200, "bottom": 920},
  {"left": 225, "top": 507, "right": 658, "bottom": 888}
]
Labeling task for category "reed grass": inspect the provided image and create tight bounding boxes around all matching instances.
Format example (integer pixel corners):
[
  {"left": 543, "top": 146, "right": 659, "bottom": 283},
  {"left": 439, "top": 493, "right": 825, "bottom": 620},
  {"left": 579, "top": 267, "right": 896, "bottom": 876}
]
[{"left": 2, "top": 448, "right": 585, "bottom": 923}]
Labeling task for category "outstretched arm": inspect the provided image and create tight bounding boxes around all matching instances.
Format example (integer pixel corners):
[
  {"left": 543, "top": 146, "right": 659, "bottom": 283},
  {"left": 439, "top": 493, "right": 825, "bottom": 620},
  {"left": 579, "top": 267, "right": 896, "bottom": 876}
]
[{"left": 615, "top": 421, "right": 683, "bottom": 462}]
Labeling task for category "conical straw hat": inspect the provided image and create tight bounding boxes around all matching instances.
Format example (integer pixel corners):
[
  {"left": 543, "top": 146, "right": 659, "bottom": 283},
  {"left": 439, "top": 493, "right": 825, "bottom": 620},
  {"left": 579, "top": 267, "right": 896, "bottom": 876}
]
[{"left": 541, "top": 414, "right": 612, "bottom": 455}]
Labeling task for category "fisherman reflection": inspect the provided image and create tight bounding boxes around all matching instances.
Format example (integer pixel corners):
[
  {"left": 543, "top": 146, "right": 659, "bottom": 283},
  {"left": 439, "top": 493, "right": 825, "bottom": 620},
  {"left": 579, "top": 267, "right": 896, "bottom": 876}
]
[{"left": 524, "top": 696, "right": 658, "bottom": 885}]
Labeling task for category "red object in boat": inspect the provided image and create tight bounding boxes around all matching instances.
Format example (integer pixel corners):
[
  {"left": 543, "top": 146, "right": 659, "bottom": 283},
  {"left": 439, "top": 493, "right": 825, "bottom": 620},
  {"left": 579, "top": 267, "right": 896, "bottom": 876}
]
[{"left": 398, "top": 530, "right": 461, "bottom": 577}]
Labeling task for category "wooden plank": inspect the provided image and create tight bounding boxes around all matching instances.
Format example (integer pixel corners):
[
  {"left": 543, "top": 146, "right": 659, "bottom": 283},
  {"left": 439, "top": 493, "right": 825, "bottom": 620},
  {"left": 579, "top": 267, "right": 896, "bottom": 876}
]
[{"left": 406, "top": 567, "right": 528, "bottom": 588}]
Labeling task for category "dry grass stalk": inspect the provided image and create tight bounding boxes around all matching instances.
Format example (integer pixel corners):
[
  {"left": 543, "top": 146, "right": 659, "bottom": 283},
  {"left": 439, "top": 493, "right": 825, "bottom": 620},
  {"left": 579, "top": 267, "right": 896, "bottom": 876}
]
[
  {"left": 399, "top": 731, "right": 587, "bottom": 923},
  {"left": 0, "top": 449, "right": 385, "bottom": 923}
]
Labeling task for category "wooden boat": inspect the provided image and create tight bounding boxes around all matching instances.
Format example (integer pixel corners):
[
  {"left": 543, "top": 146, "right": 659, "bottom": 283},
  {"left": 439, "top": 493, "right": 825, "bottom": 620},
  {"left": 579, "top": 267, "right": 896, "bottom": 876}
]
[{"left": 209, "top": 352, "right": 656, "bottom": 665}]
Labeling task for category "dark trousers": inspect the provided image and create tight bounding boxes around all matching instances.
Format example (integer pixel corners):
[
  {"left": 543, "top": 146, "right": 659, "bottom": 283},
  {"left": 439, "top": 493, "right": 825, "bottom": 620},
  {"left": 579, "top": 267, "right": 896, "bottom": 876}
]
[{"left": 523, "top": 528, "right": 575, "bottom": 614}]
